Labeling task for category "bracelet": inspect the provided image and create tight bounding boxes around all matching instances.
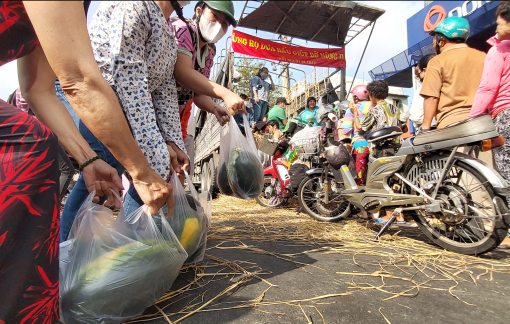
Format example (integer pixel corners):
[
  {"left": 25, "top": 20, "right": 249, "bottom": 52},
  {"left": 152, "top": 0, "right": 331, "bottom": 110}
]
[{"left": 78, "top": 156, "right": 103, "bottom": 172}]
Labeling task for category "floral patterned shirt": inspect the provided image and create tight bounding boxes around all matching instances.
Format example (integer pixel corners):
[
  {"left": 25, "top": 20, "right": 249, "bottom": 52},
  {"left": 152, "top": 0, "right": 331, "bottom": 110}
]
[{"left": 88, "top": 1, "right": 184, "bottom": 180}]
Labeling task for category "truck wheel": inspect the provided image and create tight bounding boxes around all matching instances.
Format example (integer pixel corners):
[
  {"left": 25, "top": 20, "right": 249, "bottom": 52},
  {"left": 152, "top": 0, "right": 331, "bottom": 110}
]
[
  {"left": 200, "top": 162, "right": 209, "bottom": 193},
  {"left": 208, "top": 160, "right": 219, "bottom": 199}
]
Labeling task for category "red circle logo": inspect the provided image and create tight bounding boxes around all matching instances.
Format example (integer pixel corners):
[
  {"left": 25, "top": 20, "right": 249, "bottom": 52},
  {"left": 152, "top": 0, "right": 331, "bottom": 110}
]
[{"left": 423, "top": 5, "right": 447, "bottom": 32}]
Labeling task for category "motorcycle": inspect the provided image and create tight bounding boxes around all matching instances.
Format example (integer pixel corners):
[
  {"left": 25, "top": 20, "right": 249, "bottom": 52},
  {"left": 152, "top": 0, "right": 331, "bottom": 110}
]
[
  {"left": 297, "top": 114, "right": 510, "bottom": 255},
  {"left": 255, "top": 119, "right": 326, "bottom": 208},
  {"left": 256, "top": 148, "right": 292, "bottom": 207}
]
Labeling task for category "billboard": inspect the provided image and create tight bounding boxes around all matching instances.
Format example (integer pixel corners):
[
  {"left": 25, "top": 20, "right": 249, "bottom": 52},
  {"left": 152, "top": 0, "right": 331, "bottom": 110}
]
[{"left": 407, "top": 0, "right": 500, "bottom": 47}]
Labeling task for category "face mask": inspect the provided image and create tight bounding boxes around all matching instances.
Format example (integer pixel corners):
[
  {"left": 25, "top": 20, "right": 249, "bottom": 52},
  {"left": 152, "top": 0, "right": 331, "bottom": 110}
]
[
  {"left": 245, "top": 100, "right": 252, "bottom": 108},
  {"left": 199, "top": 15, "right": 226, "bottom": 43},
  {"left": 260, "top": 73, "right": 268, "bottom": 80},
  {"left": 177, "top": 1, "right": 191, "bottom": 6}
]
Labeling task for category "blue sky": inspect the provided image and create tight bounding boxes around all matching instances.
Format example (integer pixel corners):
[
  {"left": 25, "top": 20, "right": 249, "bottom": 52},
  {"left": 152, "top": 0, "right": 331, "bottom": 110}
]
[{"left": 0, "top": 1, "right": 424, "bottom": 103}]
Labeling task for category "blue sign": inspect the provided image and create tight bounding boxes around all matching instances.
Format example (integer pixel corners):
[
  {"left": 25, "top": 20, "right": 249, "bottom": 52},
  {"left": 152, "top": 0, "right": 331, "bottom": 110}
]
[{"left": 407, "top": 0, "right": 500, "bottom": 48}]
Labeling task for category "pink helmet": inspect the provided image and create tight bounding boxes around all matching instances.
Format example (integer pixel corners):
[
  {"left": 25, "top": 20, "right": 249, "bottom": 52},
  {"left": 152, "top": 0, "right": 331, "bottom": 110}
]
[{"left": 351, "top": 85, "right": 369, "bottom": 101}]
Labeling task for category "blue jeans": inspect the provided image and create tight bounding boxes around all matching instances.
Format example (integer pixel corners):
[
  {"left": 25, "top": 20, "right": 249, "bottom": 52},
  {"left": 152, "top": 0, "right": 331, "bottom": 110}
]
[
  {"left": 246, "top": 107, "right": 255, "bottom": 126},
  {"left": 59, "top": 121, "right": 127, "bottom": 242},
  {"left": 233, "top": 113, "right": 244, "bottom": 126},
  {"left": 252, "top": 100, "right": 268, "bottom": 124},
  {"left": 55, "top": 79, "right": 80, "bottom": 128}
]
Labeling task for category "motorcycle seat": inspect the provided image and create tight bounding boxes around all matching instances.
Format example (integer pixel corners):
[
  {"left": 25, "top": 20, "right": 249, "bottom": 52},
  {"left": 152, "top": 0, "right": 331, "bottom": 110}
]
[
  {"left": 366, "top": 126, "right": 403, "bottom": 143},
  {"left": 413, "top": 114, "right": 495, "bottom": 146}
]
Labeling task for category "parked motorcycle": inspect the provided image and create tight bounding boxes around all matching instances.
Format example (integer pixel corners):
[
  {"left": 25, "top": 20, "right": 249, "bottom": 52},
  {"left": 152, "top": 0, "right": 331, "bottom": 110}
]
[
  {"left": 255, "top": 119, "right": 326, "bottom": 208},
  {"left": 297, "top": 114, "right": 510, "bottom": 255}
]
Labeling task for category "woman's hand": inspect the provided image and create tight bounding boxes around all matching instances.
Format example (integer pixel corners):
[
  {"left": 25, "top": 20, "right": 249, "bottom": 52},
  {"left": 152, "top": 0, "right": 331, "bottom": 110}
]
[
  {"left": 222, "top": 92, "right": 247, "bottom": 116},
  {"left": 131, "top": 167, "right": 175, "bottom": 217},
  {"left": 166, "top": 142, "right": 189, "bottom": 175},
  {"left": 82, "top": 159, "right": 124, "bottom": 207},
  {"left": 213, "top": 104, "right": 231, "bottom": 126},
  {"left": 351, "top": 105, "right": 358, "bottom": 117}
]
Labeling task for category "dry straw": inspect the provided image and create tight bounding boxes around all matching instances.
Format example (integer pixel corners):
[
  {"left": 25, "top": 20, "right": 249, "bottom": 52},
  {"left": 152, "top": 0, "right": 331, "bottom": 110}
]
[{"left": 129, "top": 195, "right": 510, "bottom": 323}]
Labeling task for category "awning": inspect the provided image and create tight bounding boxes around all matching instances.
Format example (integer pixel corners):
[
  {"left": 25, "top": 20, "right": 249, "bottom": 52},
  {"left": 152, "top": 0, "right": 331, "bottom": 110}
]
[
  {"left": 368, "top": 1, "right": 499, "bottom": 88},
  {"left": 237, "top": 1, "right": 385, "bottom": 47}
]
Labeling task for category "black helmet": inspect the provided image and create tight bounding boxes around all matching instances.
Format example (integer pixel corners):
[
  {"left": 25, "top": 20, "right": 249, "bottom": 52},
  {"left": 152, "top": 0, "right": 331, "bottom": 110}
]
[{"left": 324, "top": 145, "right": 350, "bottom": 170}]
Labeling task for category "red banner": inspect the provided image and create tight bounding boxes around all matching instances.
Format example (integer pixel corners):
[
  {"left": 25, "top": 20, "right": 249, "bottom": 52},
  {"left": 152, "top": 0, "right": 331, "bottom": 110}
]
[{"left": 231, "top": 30, "right": 346, "bottom": 68}]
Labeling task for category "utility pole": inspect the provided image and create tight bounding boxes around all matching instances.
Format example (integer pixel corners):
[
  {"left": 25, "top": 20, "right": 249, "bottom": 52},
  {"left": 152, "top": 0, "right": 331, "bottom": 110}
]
[{"left": 281, "top": 35, "right": 291, "bottom": 99}]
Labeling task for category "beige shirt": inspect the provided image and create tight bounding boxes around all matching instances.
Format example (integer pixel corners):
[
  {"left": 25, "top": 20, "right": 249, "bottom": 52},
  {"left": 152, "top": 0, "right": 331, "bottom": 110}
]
[{"left": 420, "top": 44, "right": 486, "bottom": 128}]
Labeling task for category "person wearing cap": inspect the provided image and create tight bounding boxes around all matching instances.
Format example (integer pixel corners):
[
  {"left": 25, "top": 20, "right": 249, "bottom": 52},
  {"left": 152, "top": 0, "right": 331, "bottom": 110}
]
[
  {"left": 267, "top": 97, "right": 290, "bottom": 130},
  {"left": 170, "top": 1, "right": 245, "bottom": 128},
  {"left": 420, "top": 17, "right": 486, "bottom": 131}
]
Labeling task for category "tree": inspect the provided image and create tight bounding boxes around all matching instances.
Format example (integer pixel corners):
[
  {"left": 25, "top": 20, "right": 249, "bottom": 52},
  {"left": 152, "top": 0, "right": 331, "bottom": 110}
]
[{"left": 232, "top": 57, "right": 283, "bottom": 108}]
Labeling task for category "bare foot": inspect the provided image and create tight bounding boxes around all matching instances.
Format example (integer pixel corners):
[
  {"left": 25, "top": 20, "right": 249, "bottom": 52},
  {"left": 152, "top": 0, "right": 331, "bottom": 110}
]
[
  {"left": 500, "top": 236, "right": 510, "bottom": 249},
  {"left": 381, "top": 210, "right": 405, "bottom": 222}
]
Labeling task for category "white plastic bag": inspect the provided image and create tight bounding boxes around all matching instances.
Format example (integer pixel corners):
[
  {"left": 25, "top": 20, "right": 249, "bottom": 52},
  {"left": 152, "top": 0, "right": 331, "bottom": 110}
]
[
  {"left": 60, "top": 191, "right": 187, "bottom": 324},
  {"left": 183, "top": 171, "right": 208, "bottom": 264},
  {"left": 162, "top": 171, "right": 205, "bottom": 258},
  {"left": 198, "top": 190, "right": 212, "bottom": 226},
  {"left": 227, "top": 114, "right": 264, "bottom": 200}
]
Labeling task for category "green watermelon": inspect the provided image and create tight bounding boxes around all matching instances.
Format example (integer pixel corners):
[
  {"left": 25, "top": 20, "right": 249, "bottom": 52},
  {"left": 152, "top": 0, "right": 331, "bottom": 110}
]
[
  {"left": 227, "top": 148, "right": 264, "bottom": 200},
  {"left": 61, "top": 240, "right": 182, "bottom": 322},
  {"left": 217, "top": 163, "right": 234, "bottom": 195}
]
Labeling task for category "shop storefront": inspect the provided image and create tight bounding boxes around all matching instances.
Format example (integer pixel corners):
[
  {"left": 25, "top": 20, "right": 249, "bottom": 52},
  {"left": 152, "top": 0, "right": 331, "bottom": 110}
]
[{"left": 369, "top": 0, "right": 501, "bottom": 88}]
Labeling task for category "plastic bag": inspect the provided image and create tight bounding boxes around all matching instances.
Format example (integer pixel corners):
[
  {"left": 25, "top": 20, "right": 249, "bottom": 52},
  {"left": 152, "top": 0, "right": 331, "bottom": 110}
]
[
  {"left": 198, "top": 190, "right": 212, "bottom": 226},
  {"left": 227, "top": 114, "right": 264, "bottom": 200},
  {"left": 161, "top": 171, "right": 204, "bottom": 259},
  {"left": 60, "top": 191, "right": 187, "bottom": 324},
  {"left": 217, "top": 124, "right": 234, "bottom": 196},
  {"left": 282, "top": 144, "right": 298, "bottom": 164},
  {"left": 183, "top": 171, "right": 208, "bottom": 265}
]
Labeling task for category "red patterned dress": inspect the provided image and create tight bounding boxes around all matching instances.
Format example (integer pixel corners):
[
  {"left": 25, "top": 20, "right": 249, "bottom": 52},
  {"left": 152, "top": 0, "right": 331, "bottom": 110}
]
[{"left": 0, "top": 1, "right": 60, "bottom": 323}]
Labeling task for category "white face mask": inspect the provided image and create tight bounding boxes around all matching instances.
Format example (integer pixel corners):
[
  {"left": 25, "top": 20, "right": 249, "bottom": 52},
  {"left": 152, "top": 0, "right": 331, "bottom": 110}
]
[
  {"left": 199, "top": 15, "right": 226, "bottom": 43},
  {"left": 245, "top": 100, "right": 252, "bottom": 109},
  {"left": 177, "top": 1, "right": 191, "bottom": 7}
]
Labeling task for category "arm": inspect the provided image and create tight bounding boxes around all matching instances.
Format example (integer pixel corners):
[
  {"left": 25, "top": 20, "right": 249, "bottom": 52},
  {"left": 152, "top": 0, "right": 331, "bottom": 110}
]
[
  {"left": 469, "top": 47, "right": 504, "bottom": 118},
  {"left": 193, "top": 93, "right": 230, "bottom": 125},
  {"left": 422, "top": 96, "right": 439, "bottom": 129},
  {"left": 268, "top": 74, "right": 275, "bottom": 91},
  {"left": 419, "top": 58, "right": 442, "bottom": 130},
  {"left": 23, "top": 1, "right": 174, "bottom": 215},
  {"left": 173, "top": 53, "right": 245, "bottom": 115},
  {"left": 360, "top": 110, "right": 375, "bottom": 132},
  {"left": 251, "top": 77, "right": 260, "bottom": 103},
  {"left": 276, "top": 108, "right": 288, "bottom": 126},
  {"left": 351, "top": 105, "right": 362, "bottom": 131},
  {"left": 17, "top": 46, "right": 123, "bottom": 205}
]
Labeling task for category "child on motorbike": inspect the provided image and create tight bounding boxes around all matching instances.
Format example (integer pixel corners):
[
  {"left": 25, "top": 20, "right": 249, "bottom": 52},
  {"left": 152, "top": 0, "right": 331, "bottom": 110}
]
[
  {"left": 343, "top": 85, "right": 371, "bottom": 186},
  {"left": 354, "top": 80, "right": 407, "bottom": 224}
]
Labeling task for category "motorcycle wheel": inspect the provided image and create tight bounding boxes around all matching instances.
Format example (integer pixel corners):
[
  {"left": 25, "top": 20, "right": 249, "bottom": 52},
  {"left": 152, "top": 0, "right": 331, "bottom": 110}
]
[
  {"left": 297, "top": 174, "right": 351, "bottom": 222},
  {"left": 404, "top": 157, "right": 508, "bottom": 255},
  {"left": 255, "top": 175, "right": 288, "bottom": 208}
]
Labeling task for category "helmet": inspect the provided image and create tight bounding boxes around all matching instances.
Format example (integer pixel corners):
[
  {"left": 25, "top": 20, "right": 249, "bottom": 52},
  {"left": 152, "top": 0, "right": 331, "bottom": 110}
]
[
  {"left": 324, "top": 145, "right": 351, "bottom": 170},
  {"left": 351, "top": 85, "right": 369, "bottom": 101},
  {"left": 197, "top": 1, "right": 237, "bottom": 27},
  {"left": 430, "top": 16, "right": 470, "bottom": 40}
]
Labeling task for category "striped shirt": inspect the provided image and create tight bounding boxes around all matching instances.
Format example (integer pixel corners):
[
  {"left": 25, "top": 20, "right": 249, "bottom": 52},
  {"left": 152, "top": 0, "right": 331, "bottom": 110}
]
[{"left": 342, "top": 101, "right": 370, "bottom": 148}]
